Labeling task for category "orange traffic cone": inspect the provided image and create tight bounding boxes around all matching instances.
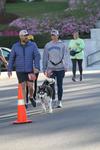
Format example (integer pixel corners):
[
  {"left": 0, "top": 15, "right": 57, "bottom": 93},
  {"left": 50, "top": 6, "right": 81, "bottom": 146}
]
[{"left": 13, "top": 84, "right": 32, "bottom": 124}]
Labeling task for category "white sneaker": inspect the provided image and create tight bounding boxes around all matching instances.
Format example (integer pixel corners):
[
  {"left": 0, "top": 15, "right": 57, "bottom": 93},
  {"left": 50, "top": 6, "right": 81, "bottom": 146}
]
[
  {"left": 57, "top": 101, "right": 62, "bottom": 108},
  {"left": 49, "top": 99, "right": 53, "bottom": 113},
  {"left": 49, "top": 108, "right": 53, "bottom": 113}
]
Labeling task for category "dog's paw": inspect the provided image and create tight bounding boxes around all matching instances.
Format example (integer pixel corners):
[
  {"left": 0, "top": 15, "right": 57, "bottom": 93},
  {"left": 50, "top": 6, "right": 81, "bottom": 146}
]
[
  {"left": 42, "top": 109, "right": 46, "bottom": 113},
  {"left": 42, "top": 105, "right": 46, "bottom": 112},
  {"left": 49, "top": 108, "right": 53, "bottom": 113}
]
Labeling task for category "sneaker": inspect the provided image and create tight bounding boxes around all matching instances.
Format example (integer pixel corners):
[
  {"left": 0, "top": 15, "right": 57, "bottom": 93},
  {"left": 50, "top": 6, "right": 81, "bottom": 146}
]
[
  {"left": 25, "top": 104, "right": 28, "bottom": 109},
  {"left": 57, "top": 101, "right": 62, "bottom": 108},
  {"left": 49, "top": 108, "right": 53, "bottom": 113},
  {"left": 72, "top": 76, "right": 76, "bottom": 82},
  {"left": 30, "top": 98, "right": 36, "bottom": 107},
  {"left": 52, "top": 99, "right": 57, "bottom": 108}
]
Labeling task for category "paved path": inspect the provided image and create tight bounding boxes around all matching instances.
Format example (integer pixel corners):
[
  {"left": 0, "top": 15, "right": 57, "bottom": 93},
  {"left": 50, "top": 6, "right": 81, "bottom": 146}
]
[{"left": 0, "top": 70, "right": 100, "bottom": 150}]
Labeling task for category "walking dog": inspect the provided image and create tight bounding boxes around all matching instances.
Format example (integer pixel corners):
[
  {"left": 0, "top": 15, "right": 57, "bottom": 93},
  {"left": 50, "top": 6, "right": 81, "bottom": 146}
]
[{"left": 37, "top": 78, "right": 55, "bottom": 113}]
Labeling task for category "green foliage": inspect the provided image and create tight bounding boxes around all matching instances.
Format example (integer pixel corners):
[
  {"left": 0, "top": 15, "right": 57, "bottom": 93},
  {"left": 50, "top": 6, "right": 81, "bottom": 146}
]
[
  {"left": 64, "top": 1, "right": 100, "bottom": 19},
  {"left": 6, "top": 0, "right": 17, "bottom": 3},
  {"left": 65, "top": 8, "right": 88, "bottom": 19},
  {"left": 0, "top": 13, "right": 18, "bottom": 24},
  {"left": 0, "top": 36, "right": 18, "bottom": 48},
  {"left": 0, "top": 25, "right": 8, "bottom": 30},
  {"left": 34, "top": 33, "right": 50, "bottom": 48},
  {"left": 6, "top": 2, "right": 67, "bottom": 18},
  {"left": 34, "top": 0, "right": 44, "bottom": 1},
  {"left": 0, "top": 0, "right": 97, "bottom": 48},
  {"left": 0, "top": 33, "right": 50, "bottom": 48}
]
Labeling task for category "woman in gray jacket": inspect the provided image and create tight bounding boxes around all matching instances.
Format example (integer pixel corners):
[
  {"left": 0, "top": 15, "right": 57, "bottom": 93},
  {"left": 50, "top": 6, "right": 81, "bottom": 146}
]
[{"left": 43, "top": 29, "right": 68, "bottom": 108}]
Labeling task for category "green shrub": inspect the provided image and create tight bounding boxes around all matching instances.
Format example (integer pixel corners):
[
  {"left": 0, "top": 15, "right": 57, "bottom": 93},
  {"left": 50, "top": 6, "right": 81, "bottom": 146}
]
[
  {"left": 7, "top": 0, "right": 17, "bottom": 3},
  {"left": 34, "top": 0, "right": 44, "bottom": 1},
  {"left": 0, "top": 33, "right": 50, "bottom": 48},
  {"left": 0, "top": 36, "right": 19, "bottom": 48},
  {"left": 34, "top": 33, "right": 50, "bottom": 48}
]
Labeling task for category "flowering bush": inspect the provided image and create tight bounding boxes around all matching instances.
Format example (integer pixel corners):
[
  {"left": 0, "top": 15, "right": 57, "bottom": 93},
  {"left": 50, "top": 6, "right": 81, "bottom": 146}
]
[
  {"left": 4, "top": 2, "right": 100, "bottom": 38},
  {"left": 7, "top": 15, "right": 98, "bottom": 38},
  {"left": 1, "top": 30, "right": 18, "bottom": 36},
  {"left": 9, "top": 17, "right": 40, "bottom": 35},
  {"left": 0, "top": 26, "right": 19, "bottom": 36},
  {"left": 38, "top": 15, "right": 97, "bottom": 38}
]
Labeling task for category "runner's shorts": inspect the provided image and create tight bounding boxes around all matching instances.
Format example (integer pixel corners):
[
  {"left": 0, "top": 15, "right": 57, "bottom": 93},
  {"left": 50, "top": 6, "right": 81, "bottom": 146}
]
[{"left": 16, "top": 72, "right": 33, "bottom": 83}]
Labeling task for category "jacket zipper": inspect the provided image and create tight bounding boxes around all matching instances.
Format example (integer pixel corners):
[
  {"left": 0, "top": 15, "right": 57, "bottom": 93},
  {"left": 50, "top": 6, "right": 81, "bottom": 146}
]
[{"left": 22, "top": 46, "right": 25, "bottom": 72}]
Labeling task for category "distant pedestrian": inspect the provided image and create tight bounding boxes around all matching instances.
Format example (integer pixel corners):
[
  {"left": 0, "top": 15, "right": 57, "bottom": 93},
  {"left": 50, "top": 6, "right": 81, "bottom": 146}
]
[
  {"left": 8, "top": 30, "right": 41, "bottom": 108},
  {"left": 43, "top": 29, "right": 68, "bottom": 108},
  {"left": 0, "top": 48, "right": 7, "bottom": 75},
  {"left": 68, "top": 31, "right": 85, "bottom": 81}
]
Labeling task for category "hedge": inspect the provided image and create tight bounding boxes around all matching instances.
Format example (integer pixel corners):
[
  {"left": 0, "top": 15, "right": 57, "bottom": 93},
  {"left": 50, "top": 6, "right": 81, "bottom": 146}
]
[
  {"left": 0, "top": 33, "right": 51, "bottom": 48},
  {"left": 7, "top": 0, "right": 17, "bottom": 3}
]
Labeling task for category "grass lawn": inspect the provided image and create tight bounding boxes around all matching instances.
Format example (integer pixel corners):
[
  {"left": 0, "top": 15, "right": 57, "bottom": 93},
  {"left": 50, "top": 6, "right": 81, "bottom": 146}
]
[
  {"left": 6, "top": 2, "right": 67, "bottom": 19},
  {"left": 0, "top": 24, "right": 8, "bottom": 30}
]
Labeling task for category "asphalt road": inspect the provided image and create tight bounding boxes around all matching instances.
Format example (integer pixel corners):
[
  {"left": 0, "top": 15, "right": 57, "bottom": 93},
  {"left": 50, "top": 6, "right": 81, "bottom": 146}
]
[{"left": 0, "top": 71, "right": 100, "bottom": 150}]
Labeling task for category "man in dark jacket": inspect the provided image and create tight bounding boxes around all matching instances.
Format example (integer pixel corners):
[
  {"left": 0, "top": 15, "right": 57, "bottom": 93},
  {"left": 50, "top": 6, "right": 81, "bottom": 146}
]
[
  {"left": 26, "top": 35, "right": 39, "bottom": 108},
  {"left": 8, "top": 30, "right": 41, "bottom": 108}
]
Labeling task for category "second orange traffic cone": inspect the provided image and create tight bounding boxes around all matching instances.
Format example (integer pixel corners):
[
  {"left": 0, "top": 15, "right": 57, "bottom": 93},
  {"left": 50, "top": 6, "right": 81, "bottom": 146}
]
[{"left": 13, "top": 84, "right": 32, "bottom": 124}]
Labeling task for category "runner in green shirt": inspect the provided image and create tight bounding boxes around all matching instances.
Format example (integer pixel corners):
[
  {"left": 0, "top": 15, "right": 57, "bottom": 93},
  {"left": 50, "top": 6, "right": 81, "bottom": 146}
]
[{"left": 68, "top": 31, "right": 85, "bottom": 81}]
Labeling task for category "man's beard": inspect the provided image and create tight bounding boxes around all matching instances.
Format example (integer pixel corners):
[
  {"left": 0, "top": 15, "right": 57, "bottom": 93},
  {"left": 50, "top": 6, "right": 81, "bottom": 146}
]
[{"left": 21, "top": 39, "right": 28, "bottom": 44}]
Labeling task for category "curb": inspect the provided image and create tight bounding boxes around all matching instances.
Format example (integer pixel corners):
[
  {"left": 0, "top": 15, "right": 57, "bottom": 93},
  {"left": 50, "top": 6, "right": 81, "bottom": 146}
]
[{"left": 0, "top": 70, "right": 100, "bottom": 80}]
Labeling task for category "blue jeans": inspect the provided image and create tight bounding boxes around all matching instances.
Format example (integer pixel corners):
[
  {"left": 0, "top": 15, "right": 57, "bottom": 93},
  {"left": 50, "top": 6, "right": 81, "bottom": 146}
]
[{"left": 50, "top": 70, "right": 65, "bottom": 101}]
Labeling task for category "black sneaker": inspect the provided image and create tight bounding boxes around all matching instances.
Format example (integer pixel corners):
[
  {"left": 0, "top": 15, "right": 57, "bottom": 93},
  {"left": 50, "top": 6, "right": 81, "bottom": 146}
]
[
  {"left": 30, "top": 98, "right": 36, "bottom": 107},
  {"left": 25, "top": 104, "right": 28, "bottom": 109},
  {"left": 72, "top": 76, "right": 76, "bottom": 82},
  {"left": 80, "top": 75, "right": 82, "bottom": 81},
  {"left": 57, "top": 105, "right": 62, "bottom": 108}
]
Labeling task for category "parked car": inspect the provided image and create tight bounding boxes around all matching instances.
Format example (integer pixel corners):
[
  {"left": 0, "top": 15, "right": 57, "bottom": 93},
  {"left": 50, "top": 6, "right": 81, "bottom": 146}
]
[
  {"left": 0, "top": 47, "right": 43, "bottom": 72},
  {"left": 0, "top": 47, "right": 11, "bottom": 71}
]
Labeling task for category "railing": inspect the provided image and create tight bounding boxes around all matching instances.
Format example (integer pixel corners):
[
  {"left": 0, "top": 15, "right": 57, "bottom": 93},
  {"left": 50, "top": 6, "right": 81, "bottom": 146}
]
[{"left": 87, "top": 50, "right": 100, "bottom": 67}]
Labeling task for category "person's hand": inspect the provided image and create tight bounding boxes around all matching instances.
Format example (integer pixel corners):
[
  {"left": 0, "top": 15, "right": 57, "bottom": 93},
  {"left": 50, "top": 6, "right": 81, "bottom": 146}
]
[
  {"left": 44, "top": 71, "right": 48, "bottom": 77},
  {"left": 28, "top": 73, "right": 36, "bottom": 81},
  {"left": 4, "top": 62, "right": 8, "bottom": 69},
  {"left": 44, "top": 70, "right": 53, "bottom": 77},
  {"left": 8, "top": 72, "right": 12, "bottom": 78},
  {"left": 33, "top": 68, "right": 39, "bottom": 74}
]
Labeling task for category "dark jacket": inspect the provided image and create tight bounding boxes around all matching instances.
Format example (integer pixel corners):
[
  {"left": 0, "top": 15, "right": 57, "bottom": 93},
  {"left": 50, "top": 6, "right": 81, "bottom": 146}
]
[{"left": 8, "top": 41, "right": 41, "bottom": 72}]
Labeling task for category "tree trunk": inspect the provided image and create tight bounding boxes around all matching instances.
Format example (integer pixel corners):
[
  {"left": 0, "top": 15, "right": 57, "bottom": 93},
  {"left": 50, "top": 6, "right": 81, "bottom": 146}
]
[{"left": 0, "top": 0, "right": 6, "bottom": 14}]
